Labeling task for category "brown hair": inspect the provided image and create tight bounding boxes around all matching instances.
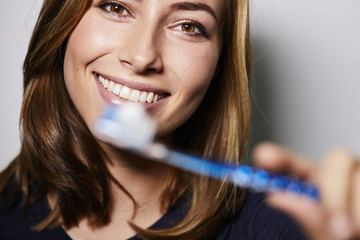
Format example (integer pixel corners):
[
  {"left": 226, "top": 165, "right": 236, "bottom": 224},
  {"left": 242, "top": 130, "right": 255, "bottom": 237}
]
[{"left": 0, "top": 0, "right": 252, "bottom": 239}]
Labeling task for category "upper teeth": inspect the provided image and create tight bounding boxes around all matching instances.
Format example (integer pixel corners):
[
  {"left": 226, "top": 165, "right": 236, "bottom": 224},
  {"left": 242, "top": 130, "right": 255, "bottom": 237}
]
[{"left": 98, "top": 74, "right": 163, "bottom": 103}]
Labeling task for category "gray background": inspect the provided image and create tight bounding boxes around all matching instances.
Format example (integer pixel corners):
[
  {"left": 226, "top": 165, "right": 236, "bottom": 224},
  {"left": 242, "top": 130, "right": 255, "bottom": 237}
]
[
  {"left": 1, "top": 1, "right": 360, "bottom": 170},
  {"left": 0, "top": 0, "right": 43, "bottom": 170}
]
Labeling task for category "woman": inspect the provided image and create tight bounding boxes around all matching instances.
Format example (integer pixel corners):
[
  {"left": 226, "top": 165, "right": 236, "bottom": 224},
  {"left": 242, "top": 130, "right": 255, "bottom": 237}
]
[{"left": 0, "top": 0, "right": 359, "bottom": 239}]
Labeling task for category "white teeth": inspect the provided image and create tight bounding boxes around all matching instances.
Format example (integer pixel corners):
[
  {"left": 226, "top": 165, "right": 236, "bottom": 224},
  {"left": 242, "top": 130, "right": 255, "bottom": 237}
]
[
  {"left": 119, "top": 86, "right": 131, "bottom": 99},
  {"left": 103, "top": 79, "right": 109, "bottom": 88},
  {"left": 129, "top": 90, "right": 140, "bottom": 102},
  {"left": 107, "top": 81, "right": 114, "bottom": 92},
  {"left": 99, "top": 75, "right": 105, "bottom": 83},
  {"left": 147, "top": 92, "right": 154, "bottom": 103},
  {"left": 139, "top": 92, "right": 147, "bottom": 103},
  {"left": 98, "top": 74, "right": 163, "bottom": 103},
  {"left": 113, "top": 84, "right": 121, "bottom": 95}
]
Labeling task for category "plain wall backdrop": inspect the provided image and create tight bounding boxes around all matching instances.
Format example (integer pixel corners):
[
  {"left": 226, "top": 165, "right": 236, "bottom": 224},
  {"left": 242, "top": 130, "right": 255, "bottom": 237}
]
[
  {"left": 249, "top": 1, "right": 360, "bottom": 161},
  {"left": 0, "top": 0, "right": 43, "bottom": 170},
  {"left": 1, "top": 1, "right": 360, "bottom": 170}
]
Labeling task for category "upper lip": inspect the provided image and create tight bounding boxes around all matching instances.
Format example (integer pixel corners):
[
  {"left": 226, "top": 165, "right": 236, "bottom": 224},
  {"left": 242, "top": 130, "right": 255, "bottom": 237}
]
[{"left": 94, "top": 72, "right": 169, "bottom": 95}]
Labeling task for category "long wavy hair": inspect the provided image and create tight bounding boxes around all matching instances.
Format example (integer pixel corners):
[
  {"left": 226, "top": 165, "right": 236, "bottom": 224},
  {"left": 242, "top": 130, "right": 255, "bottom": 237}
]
[{"left": 0, "top": 0, "right": 252, "bottom": 239}]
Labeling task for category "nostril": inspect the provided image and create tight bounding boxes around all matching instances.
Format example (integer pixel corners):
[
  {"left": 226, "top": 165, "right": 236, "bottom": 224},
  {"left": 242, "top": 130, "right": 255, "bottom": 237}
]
[
  {"left": 133, "top": 57, "right": 163, "bottom": 74},
  {"left": 118, "top": 45, "right": 163, "bottom": 74}
]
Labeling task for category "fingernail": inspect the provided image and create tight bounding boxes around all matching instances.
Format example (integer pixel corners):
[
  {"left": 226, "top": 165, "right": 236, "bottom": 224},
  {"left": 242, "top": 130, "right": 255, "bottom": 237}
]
[{"left": 329, "top": 215, "right": 352, "bottom": 239}]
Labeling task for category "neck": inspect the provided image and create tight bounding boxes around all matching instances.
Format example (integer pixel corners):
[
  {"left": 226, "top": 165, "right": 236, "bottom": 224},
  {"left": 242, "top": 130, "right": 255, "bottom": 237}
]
[
  {"left": 66, "top": 137, "right": 174, "bottom": 240},
  {"left": 104, "top": 146, "right": 172, "bottom": 208}
]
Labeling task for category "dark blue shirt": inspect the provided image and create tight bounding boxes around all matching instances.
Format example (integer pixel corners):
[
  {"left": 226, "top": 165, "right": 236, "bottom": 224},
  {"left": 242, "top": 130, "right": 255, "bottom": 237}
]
[{"left": 1, "top": 184, "right": 307, "bottom": 240}]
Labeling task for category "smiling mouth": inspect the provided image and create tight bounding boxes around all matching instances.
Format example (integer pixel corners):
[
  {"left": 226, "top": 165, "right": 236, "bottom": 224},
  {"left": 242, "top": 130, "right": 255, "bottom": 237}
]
[{"left": 96, "top": 74, "right": 167, "bottom": 103}]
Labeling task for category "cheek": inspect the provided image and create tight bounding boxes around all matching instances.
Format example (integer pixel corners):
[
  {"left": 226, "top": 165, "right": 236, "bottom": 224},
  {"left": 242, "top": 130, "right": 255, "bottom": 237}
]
[
  {"left": 64, "top": 49, "right": 103, "bottom": 129},
  {"left": 65, "top": 13, "right": 112, "bottom": 68},
  {"left": 63, "top": 14, "right": 110, "bottom": 128},
  {"left": 174, "top": 43, "right": 220, "bottom": 99},
  {"left": 154, "top": 42, "right": 220, "bottom": 135}
]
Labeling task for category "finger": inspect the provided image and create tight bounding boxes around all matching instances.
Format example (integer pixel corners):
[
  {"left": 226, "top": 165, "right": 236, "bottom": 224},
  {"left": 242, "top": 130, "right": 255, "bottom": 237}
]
[
  {"left": 318, "top": 149, "right": 358, "bottom": 239},
  {"left": 267, "top": 192, "right": 332, "bottom": 240},
  {"left": 351, "top": 165, "right": 360, "bottom": 235},
  {"left": 253, "top": 142, "right": 317, "bottom": 181}
]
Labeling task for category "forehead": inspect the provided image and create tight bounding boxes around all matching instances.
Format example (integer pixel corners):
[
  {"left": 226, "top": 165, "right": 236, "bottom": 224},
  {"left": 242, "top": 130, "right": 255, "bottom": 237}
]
[{"left": 91, "top": 0, "right": 227, "bottom": 19}]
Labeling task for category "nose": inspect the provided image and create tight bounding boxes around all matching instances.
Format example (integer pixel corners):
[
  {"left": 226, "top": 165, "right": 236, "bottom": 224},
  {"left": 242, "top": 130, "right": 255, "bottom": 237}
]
[{"left": 119, "top": 22, "right": 163, "bottom": 74}]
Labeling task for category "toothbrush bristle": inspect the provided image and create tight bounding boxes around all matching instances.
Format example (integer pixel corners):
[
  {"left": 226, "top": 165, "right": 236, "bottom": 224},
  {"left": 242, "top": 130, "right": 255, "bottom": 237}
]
[{"left": 94, "top": 103, "right": 156, "bottom": 151}]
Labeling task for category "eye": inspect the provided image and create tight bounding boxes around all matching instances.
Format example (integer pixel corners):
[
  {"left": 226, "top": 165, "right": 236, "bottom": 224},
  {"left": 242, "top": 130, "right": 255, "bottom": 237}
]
[
  {"left": 181, "top": 24, "right": 196, "bottom": 33},
  {"left": 173, "top": 21, "right": 208, "bottom": 38},
  {"left": 174, "top": 23, "right": 200, "bottom": 34},
  {"left": 109, "top": 4, "right": 127, "bottom": 15},
  {"left": 97, "top": 1, "right": 131, "bottom": 17}
]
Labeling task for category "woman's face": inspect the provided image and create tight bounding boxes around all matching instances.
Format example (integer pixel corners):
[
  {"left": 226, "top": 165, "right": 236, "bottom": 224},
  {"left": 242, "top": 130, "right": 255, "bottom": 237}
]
[{"left": 64, "top": 0, "right": 224, "bottom": 137}]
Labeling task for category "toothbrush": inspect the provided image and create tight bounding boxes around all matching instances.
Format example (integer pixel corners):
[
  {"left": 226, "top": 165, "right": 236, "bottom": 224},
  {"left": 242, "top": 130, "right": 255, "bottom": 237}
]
[{"left": 94, "top": 103, "right": 320, "bottom": 201}]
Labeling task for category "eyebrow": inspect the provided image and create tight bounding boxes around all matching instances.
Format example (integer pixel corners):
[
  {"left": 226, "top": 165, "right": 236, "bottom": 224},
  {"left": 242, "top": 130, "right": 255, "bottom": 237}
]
[{"left": 171, "top": 2, "right": 218, "bottom": 22}]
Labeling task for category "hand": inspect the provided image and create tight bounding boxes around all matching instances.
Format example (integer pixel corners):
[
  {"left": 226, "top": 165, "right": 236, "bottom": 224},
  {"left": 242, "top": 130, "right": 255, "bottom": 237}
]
[{"left": 253, "top": 142, "right": 360, "bottom": 240}]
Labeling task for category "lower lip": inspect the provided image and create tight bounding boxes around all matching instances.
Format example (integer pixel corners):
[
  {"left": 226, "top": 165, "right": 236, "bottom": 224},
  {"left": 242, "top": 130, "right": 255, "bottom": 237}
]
[{"left": 94, "top": 74, "right": 167, "bottom": 111}]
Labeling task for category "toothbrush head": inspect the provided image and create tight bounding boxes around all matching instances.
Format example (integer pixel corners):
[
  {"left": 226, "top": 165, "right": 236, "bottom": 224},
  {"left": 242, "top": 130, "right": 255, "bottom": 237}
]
[{"left": 94, "top": 103, "right": 156, "bottom": 151}]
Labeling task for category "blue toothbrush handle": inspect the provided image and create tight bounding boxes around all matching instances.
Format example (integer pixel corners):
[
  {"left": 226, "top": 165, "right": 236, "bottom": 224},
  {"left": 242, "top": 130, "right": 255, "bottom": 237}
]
[
  {"left": 233, "top": 166, "right": 320, "bottom": 200},
  {"left": 94, "top": 104, "right": 320, "bottom": 201},
  {"left": 164, "top": 151, "right": 320, "bottom": 201}
]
